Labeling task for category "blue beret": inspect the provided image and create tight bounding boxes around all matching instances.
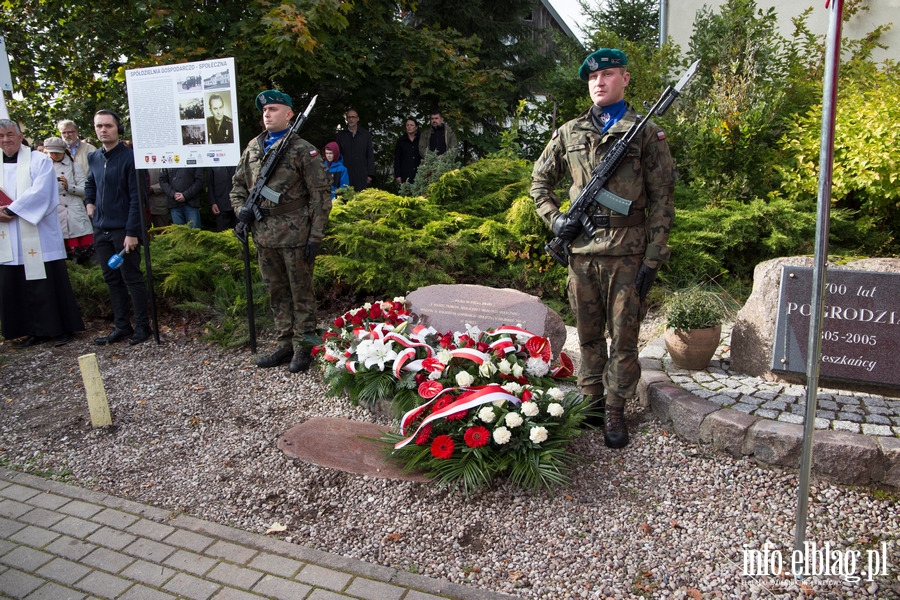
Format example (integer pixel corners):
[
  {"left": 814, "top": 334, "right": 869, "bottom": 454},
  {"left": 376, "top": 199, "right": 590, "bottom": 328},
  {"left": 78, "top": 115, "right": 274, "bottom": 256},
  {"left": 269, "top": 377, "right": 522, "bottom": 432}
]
[
  {"left": 578, "top": 48, "right": 628, "bottom": 81},
  {"left": 255, "top": 90, "right": 293, "bottom": 111}
]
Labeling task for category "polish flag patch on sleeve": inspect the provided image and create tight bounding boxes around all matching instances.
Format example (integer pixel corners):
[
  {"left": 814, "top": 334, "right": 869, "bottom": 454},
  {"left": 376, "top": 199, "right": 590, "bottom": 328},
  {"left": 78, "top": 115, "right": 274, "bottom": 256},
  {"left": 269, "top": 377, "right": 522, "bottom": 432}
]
[
  {"left": 657, "top": 130, "right": 667, "bottom": 140},
  {"left": 309, "top": 149, "right": 319, "bottom": 156}
]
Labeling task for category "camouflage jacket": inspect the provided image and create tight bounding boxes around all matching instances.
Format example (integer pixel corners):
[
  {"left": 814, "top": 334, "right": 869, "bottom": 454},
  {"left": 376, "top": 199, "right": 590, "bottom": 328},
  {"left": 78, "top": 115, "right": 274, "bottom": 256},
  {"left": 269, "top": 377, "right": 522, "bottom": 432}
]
[
  {"left": 230, "top": 132, "right": 332, "bottom": 248},
  {"left": 530, "top": 103, "right": 675, "bottom": 268}
]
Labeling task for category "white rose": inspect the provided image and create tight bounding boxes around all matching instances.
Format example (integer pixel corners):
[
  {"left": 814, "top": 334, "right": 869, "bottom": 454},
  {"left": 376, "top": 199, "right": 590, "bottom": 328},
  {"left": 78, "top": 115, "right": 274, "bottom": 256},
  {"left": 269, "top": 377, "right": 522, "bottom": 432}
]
[
  {"left": 478, "top": 361, "right": 497, "bottom": 378},
  {"left": 529, "top": 426, "right": 549, "bottom": 444},
  {"left": 493, "top": 426, "right": 512, "bottom": 444},
  {"left": 502, "top": 382, "right": 523, "bottom": 395},
  {"left": 511, "top": 363, "right": 524, "bottom": 378},
  {"left": 547, "top": 403, "right": 565, "bottom": 418},
  {"left": 478, "top": 406, "right": 496, "bottom": 423},
  {"left": 547, "top": 387, "right": 565, "bottom": 401},
  {"left": 393, "top": 296, "right": 406, "bottom": 303},
  {"left": 505, "top": 412, "right": 524, "bottom": 428},
  {"left": 525, "top": 357, "right": 550, "bottom": 377},
  {"left": 521, "top": 402, "right": 539, "bottom": 417},
  {"left": 498, "top": 359, "right": 512, "bottom": 375},
  {"left": 455, "top": 371, "right": 475, "bottom": 387}
]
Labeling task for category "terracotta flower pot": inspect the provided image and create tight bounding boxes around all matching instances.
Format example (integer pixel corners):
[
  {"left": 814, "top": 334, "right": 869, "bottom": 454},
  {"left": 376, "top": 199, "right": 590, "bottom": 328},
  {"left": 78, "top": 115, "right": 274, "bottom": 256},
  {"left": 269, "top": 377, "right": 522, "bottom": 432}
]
[{"left": 664, "top": 324, "right": 722, "bottom": 370}]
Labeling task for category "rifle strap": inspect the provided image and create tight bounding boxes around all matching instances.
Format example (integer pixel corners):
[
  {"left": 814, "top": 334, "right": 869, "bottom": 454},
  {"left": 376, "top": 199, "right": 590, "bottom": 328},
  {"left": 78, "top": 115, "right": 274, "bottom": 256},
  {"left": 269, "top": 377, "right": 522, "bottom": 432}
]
[{"left": 260, "top": 199, "right": 306, "bottom": 216}]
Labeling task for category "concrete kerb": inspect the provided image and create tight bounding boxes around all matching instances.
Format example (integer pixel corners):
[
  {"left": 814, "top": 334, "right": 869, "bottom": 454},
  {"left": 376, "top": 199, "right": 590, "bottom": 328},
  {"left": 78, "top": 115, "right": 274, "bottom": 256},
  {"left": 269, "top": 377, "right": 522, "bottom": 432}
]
[
  {"left": 638, "top": 341, "right": 900, "bottom": 490},
  {"left": 1, "top": 468, "right": 516, "bottom": 600}
]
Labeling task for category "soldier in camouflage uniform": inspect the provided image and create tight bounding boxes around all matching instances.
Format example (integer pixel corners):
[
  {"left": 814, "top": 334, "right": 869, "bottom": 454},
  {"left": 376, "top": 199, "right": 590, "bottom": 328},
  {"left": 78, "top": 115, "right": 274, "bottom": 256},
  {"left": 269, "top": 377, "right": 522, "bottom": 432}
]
[
  {"left": 530, "top": 49, "right": 676, "bottom": 448},
  {"left": 231, "top": 90, "right": 332, "bottom": 373}
]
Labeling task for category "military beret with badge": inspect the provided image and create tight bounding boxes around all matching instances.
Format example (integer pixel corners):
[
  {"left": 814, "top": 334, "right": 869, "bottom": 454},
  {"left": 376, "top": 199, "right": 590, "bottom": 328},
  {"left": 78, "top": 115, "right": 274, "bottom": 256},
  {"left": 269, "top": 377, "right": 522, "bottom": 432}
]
[
  {"left": 255, "top": 89, "right": 294, "bottom": 111},
  {"left": 578, "top": 48, "right": 628, "bottom": 81}
]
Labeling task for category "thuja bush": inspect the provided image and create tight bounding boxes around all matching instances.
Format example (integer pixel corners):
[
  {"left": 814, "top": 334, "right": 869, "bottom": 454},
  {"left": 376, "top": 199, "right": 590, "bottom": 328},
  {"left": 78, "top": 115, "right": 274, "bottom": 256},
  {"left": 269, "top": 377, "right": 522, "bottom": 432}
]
[
  {"left": 428, "top": 156, "right": 532, "bottom": 218},
  {"left": 67, "top": 226, "right": 270, "bottom": 347},
  {"left": 773, "top": 63, "right": 900, "bottom": 250}
]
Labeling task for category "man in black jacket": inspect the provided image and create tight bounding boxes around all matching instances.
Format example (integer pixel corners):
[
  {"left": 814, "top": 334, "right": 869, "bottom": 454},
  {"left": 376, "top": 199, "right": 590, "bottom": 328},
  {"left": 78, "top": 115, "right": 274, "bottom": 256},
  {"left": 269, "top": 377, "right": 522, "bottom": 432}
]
[
  {"left": 84, "top": 109, "right": 151, "bottom": 346},
  {"left": 335, "top": 108, "right": 374, "bottom": 191},
  {"left": 160, "top": 167, "right": 204, "bottom": 229},
  {"left": 207, "top": 165, "right": 236, "bottom": 231}
]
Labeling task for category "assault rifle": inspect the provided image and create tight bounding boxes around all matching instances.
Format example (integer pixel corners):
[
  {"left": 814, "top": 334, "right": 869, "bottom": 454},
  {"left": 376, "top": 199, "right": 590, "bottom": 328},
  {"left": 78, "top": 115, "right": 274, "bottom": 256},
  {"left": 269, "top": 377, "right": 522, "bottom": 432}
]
[
  {"left": 233, "top": 94, "right": 318, "bottom": 243},
  {"left": 233, "top": 94, "right": 317, "bottom": 353},
  {"left": 545, "top": 60, "right": 699, "bottom": 267}
]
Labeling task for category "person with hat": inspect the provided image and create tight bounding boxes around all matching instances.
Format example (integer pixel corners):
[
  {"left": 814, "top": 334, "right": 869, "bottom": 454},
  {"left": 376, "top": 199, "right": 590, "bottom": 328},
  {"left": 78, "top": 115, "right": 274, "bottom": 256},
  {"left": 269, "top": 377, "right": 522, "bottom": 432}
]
[
  {"left": 530, "top": 48, "right": 676, "bottom": 449},
  {"left": 230, "top": 89, "right": 332, "bottom": 373},
  {"left": 322, "top": 141, "right": 349, "bottom": 199},
  {"left": 43, "top": 136, "right": 94, "bottom": 263}
]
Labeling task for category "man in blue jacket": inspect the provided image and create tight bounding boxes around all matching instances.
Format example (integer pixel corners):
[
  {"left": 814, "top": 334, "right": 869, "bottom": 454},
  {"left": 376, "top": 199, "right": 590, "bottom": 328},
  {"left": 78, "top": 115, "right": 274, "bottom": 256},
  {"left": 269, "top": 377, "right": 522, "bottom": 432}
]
[{"left": 84, "top": 109, "right": 151, "bottom": 346}]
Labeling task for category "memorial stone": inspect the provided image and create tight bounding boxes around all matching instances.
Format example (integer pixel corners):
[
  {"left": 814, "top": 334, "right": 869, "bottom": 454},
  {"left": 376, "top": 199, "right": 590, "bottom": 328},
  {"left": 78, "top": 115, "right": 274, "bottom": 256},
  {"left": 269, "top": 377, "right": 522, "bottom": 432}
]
[{"left": 407, "top": 284, "right": 567, "bottom": 358}]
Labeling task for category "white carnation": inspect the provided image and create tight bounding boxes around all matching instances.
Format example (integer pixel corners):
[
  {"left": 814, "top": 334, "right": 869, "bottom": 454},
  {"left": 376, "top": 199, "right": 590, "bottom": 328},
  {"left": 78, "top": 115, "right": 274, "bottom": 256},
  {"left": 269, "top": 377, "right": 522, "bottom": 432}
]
[
  {"left": 393, "top": 296, "right": 406, "bottom": 303},
  {"left": 511, "top": 363, "right": 525, "bottom": 378},
  {"left": 478, "top": 361, "right": 497, "bottom": 378},
  {"left": 525, "top": 357, "right": 550, "bottom": 377},
  {"left": 498, "top": 359, "right": 512, "bottom": 375},
  {"left": 521, "top": 401, "right": 539, "bottom": 417},
  {"left": 363, "top": 302, "right": 372, "bottom": 310},
  {"left": 505, "top": 412, "right": 524, "bottom": 428},
  {"left": 428, "top": 370, "right": 443, "bottom": 380},
  {"left": 437, "top": 349, "right": 453, "bottom": 364},
  {"left": 502, "top": 382, "right": 523, "bottom": 395},
  {"left": 547, "top": 403, "right": 565, "bottom": 418},
  {"left": 478, "top": 406, "right": 496, "bottom": 423},
  {"left": 493, "top": 426, "right": 512, "bottom": 444},
  {"left": 529, "top": 426, "right": 549, "bottom": 444},
  {"left": 455, "top": 371, "right": 475, "bottom": 387},
  {"left": 547, "top": 387, "right": 565, "bottom": 401}
]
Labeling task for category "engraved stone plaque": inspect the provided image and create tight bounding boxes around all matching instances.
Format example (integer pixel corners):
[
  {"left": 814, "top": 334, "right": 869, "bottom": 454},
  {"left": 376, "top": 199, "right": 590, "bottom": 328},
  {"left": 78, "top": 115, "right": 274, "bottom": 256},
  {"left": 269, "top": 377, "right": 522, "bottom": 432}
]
[
  {"left": 407, "top": 284, "right": 567, "bottom": 357},
  {"left": 771, "top": 266, "right": 900, "bottom": 388}
]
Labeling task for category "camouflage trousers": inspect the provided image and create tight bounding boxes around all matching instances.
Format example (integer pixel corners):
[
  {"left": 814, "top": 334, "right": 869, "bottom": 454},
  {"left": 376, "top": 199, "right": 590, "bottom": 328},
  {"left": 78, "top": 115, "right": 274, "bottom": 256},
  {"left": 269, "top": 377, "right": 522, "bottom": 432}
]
[
  {"left": 567, "top": 253, "right": 643, "bottom": 409},
  {"left": 257, "top": 245, "right": 316, "bottom": 352}
]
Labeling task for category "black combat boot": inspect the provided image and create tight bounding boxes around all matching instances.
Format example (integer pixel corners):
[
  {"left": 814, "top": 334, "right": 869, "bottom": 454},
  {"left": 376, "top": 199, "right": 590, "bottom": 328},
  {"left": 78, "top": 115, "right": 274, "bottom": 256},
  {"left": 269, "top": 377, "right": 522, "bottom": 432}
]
[
  {"left": 289, "top": 349, "right": 313, "bottom": 373},
  {"left": 257, "top": 347, "right": 292, "bottom": 368},
  {"left": 604, "top": 406, "right": 629, "bottom": 449}
]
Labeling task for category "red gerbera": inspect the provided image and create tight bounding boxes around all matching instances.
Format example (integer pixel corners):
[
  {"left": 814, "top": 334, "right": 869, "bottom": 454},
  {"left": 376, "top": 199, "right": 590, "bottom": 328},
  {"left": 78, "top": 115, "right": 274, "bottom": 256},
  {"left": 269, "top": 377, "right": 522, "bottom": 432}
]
[
  {"left": 430, "top": 434, "right": 455, "bottom": 459},
  {"left": 415, "top": 424, "right": 432, "bottom": 445},
  {"left": 464, "top": 426, "right": 490, "bottom": 448},
  {"left": 444, "top": 408, "right": 468, "bottom": 422}
]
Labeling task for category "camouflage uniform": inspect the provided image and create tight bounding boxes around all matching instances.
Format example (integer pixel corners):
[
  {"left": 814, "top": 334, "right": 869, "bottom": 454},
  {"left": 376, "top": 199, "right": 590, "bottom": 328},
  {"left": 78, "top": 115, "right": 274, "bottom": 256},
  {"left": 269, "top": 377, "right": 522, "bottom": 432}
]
[
  {"left": 531, "top": 103, "right": 675, "bottom": 408},
  {"left": 231, "top": 132, "right": 332, "bottom": 352}
]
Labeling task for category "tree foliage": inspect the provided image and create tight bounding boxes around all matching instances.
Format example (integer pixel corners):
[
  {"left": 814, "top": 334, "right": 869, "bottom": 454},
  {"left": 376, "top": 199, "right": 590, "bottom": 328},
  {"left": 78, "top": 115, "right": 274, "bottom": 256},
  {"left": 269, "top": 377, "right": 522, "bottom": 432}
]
[{"left": 579, "top": 0, "right": 660, "bottom": 48}]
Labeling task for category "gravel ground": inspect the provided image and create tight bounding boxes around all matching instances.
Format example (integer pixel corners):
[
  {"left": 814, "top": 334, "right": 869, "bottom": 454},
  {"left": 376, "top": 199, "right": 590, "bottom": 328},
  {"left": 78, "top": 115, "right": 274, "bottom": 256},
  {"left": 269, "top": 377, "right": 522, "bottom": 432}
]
[{"left": 1, "top": 315, "right": 899, "bottom": 600}]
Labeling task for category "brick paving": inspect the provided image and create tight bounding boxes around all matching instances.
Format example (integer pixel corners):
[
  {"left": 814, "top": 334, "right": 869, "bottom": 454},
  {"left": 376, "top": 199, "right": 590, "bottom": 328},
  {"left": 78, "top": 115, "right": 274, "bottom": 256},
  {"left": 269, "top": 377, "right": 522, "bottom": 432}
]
[{"left": 0, "top": 469, "right": 511, "bottom": 600}]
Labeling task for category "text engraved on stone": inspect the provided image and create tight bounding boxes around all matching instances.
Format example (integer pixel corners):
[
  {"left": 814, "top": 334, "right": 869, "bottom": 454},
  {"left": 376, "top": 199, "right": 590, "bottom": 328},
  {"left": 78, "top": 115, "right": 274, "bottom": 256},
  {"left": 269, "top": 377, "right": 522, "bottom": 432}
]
[{"left": 771, "top": 266, "right": 900, "bottom": 387}]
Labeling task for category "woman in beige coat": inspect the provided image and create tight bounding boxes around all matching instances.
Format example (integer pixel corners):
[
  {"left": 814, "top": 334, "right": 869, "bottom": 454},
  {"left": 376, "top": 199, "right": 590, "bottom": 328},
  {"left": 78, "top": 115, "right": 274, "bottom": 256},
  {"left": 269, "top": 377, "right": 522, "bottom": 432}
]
[{"left": 43, "top": 137, "right": 94, "bottom": 263}]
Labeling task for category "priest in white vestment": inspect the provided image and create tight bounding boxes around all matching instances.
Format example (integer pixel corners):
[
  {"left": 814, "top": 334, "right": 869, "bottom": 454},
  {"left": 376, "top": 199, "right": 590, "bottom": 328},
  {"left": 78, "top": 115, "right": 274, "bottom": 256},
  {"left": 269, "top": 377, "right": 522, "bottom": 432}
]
[{"left": 0, "top": 119, "right": 84, "bottom": 347}]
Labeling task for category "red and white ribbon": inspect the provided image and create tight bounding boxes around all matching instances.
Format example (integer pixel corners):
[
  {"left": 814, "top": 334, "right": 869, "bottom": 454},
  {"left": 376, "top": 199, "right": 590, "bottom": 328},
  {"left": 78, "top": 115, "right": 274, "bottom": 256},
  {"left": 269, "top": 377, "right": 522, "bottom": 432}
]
[{"left": 394, "top": 384, "right": 521, "bottom": 449}]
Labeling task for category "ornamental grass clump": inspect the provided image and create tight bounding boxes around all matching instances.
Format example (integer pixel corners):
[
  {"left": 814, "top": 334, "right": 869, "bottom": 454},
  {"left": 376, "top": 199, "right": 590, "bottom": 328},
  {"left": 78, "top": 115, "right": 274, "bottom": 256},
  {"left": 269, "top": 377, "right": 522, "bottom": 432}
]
[{"left": 664, "top": 287, "right": 730, "bottom": 332}]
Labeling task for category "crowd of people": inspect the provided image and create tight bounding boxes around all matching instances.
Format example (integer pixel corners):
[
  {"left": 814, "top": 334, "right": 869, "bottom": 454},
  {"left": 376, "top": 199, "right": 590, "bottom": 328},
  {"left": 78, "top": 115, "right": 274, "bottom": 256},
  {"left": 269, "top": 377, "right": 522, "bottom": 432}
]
[{"left": 1, "top": 47, "right": 673, "bottom": 449}]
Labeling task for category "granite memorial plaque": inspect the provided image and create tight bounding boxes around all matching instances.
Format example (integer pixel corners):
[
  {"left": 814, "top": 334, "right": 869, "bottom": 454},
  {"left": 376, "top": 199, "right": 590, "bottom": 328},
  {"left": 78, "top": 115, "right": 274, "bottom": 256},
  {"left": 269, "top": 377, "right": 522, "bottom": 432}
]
[
  {"left": 771, "top": 266, "right": 900, "bottom": 387},
  {"left": 407, "top": 284, "right": 567, "bottom": 357}
]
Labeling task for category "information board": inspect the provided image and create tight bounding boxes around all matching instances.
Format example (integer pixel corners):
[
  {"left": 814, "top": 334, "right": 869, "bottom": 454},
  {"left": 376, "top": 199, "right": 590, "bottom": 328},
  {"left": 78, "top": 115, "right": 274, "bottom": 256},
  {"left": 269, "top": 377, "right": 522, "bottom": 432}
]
[{"left": 125, "top": 57, "right": 241, "bottom": 169}]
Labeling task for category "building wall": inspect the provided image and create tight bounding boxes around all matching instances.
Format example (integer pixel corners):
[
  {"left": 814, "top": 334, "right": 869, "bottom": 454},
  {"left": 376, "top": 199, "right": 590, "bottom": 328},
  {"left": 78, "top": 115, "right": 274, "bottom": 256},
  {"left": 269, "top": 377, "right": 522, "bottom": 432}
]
[{"left": 667, "top": 0, "right": 899, "bottom": 64}]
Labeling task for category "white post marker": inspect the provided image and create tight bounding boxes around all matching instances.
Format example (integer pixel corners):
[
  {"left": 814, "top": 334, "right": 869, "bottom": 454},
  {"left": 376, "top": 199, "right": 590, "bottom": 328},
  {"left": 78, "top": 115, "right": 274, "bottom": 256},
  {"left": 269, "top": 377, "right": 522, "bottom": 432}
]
[{"left": 78, "top": 353, "right": 113, "bottom": 427}]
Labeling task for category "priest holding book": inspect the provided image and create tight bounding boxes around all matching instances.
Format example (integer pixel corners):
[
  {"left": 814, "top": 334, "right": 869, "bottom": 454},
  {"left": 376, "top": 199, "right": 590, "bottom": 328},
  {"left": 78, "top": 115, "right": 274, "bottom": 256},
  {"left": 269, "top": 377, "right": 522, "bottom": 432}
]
[{"left": 0, "top": 119, "right": 84, "bottom": 348}]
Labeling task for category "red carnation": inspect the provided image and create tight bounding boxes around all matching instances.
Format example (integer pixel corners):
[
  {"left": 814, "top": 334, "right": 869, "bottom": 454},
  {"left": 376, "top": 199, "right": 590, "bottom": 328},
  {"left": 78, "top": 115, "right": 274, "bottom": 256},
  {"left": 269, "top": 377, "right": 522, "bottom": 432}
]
[
  {"left": 430, "top": 434, "right": 455, "bottom": 459},
  {"left": 333, "top": 316, "right": 345, "bottom": 328},
  {"left": 526, "top": 336, "right": 552, "bottom": 361},
  {"left": 464, "top": 426, "right": 490, "bottom": 448},
  {"left": 415, "top": 424, "right": 432, "bottom": 445},
  {"left": 418, "top": 380, "right": 444, "bottom": 399}
]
